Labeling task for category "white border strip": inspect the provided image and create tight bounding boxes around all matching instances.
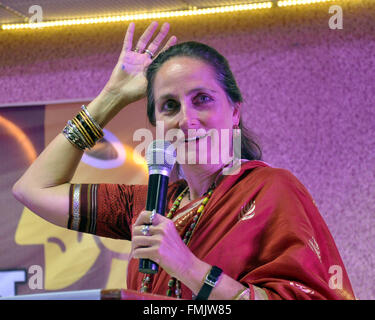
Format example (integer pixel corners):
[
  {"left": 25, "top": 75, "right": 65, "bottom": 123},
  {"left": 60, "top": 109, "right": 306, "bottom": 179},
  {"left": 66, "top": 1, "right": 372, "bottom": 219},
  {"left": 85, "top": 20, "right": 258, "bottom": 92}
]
[
  {"left": 0, "top": 289, "right": 101, "bottom": 300},
  {"left": 0, "top": 98, "right": 94, "bottom": 108}
]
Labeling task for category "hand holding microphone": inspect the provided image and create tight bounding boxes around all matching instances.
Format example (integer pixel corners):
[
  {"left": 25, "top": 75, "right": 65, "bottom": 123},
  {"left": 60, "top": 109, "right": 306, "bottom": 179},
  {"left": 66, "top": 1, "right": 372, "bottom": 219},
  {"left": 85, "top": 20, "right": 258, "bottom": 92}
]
[{"left": 138, "top": 140, "right": 176, "bottom": 274}]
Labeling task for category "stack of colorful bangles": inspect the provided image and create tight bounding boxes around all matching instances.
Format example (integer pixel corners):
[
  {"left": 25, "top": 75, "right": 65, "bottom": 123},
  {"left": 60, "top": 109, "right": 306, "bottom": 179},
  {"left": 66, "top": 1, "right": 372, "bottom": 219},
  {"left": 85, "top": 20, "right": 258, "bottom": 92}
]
[{"left": 62, "top": 105, "right": 104, "bottom": 150}]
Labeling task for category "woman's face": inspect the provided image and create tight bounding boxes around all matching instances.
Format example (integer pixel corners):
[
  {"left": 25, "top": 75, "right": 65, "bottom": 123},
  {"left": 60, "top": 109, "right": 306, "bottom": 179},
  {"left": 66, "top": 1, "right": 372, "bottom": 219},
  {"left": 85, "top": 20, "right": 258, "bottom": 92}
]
[{"left": 153, "top": 56, "right": 240, "bottom": 166}]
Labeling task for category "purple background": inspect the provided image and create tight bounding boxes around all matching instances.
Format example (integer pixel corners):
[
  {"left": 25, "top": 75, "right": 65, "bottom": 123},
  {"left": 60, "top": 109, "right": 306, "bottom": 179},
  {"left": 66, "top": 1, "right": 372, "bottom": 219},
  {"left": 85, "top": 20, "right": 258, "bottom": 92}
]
[{"left": 0, "top": 2, "right": 374, "bottom": 299}]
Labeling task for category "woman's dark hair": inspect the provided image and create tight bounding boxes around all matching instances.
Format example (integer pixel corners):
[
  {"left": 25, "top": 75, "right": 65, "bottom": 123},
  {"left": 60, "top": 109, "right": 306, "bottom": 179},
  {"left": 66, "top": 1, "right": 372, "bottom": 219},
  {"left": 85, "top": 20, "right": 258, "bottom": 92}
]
[{"left": 145, "top": 41, "right": 262, "bottom": 161}]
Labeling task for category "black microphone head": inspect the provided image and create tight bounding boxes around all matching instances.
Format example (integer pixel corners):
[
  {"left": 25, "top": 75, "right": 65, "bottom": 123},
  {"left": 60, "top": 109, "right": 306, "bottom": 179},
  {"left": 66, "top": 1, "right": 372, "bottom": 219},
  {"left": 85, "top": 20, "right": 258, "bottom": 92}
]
[{"left": 146, "top": 140, "right": 177, "bottom": 176}]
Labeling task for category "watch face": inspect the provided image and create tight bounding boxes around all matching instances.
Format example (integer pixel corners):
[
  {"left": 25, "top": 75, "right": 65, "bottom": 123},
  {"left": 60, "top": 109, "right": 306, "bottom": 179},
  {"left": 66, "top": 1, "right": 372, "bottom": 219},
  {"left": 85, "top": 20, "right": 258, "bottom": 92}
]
[{"left": 205, "top": 266, "right": 223, "bottom": 286}]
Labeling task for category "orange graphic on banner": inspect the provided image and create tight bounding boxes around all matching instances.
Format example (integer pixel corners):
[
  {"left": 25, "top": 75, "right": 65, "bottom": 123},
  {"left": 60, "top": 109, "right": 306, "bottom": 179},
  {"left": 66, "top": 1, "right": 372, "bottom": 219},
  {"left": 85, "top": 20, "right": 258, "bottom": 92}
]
[{"left": 0, "top": 116, "right": 37, "bottom": 163}]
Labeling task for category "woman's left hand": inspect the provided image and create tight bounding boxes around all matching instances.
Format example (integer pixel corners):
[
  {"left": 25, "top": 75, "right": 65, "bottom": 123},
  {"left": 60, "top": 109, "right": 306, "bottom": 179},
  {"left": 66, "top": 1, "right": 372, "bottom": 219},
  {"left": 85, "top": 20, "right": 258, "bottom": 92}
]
[{"left": 131, "top": 210, "right": 196, "bottom": 280}]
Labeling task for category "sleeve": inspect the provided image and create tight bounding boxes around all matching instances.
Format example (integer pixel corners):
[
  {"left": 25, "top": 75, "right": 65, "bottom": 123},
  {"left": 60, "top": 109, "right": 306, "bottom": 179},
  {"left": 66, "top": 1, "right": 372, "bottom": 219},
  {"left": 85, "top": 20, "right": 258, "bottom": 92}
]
[
  {"left": 67, "top": 183, "right": 148, "bottom": 240},
  {"left": 238, "top": 168, "right": 356, "bottom": 300}
]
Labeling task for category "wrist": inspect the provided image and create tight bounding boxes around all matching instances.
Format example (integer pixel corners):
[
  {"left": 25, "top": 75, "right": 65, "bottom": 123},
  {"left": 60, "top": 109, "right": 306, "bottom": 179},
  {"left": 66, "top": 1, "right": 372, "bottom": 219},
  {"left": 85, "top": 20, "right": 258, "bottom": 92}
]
[
  {"left": 178, "top": 255, "right": 211, "bottom": 296},
  {"left": 194, "top": 265, "right": 223, "bottom": 300},
  {"left": 97, "top": 89, "right": 130, "bottom": 111},
  {"left": 87, "top": 90, "right": 129, "bottom": 127}
]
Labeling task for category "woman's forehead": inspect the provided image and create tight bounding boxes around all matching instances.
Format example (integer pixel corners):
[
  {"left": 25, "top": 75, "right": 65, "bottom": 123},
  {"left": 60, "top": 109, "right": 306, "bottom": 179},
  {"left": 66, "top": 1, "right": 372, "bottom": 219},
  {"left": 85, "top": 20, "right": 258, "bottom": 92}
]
[{"left": 153, "top": 57, "right": 220, "bottom": 95}]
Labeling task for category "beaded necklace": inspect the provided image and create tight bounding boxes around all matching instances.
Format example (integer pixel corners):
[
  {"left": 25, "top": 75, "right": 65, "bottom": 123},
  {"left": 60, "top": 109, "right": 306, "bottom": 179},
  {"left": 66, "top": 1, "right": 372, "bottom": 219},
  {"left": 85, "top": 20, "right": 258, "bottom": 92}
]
[{"left": 140, "top": 183, "right": 215, "bottom": 298}]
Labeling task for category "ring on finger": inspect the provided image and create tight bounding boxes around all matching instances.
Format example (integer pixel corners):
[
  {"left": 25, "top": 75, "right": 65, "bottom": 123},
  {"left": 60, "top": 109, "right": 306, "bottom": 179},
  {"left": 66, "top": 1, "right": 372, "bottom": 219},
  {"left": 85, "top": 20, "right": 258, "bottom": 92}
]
[
  {"left": 144, "top": 48, "right": 154, "bottom": 59},
  {"left": 141, "top": 224, "right": 150, "bottom": 236},
  {"left": 134, "top": 47, "right": 143, "bottom": 53},
  {"left": 149, "top": 209, "right": 156, "bottom": 225}
]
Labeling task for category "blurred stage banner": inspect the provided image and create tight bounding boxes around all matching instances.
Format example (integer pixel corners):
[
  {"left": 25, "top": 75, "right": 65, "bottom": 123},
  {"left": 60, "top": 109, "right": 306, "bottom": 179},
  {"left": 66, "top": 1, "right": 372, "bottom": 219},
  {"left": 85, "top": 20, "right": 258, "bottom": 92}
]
[{"left": 0, "top": 100, "right": 154, "bottom": 297}]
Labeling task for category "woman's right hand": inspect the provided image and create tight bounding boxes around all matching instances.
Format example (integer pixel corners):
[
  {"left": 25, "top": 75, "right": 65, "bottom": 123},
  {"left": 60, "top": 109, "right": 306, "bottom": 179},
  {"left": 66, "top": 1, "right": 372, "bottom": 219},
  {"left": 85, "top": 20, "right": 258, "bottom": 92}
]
[{"left": 102, "top": 21, "right": 177, "bottom": 107}]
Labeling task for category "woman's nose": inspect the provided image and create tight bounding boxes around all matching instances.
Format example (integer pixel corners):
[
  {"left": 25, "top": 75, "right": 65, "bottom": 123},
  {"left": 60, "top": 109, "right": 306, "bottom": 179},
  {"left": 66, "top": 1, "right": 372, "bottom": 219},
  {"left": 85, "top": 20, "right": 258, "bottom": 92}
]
[{"left": 177, "top": 102, "right": 200, "bottom": 132}]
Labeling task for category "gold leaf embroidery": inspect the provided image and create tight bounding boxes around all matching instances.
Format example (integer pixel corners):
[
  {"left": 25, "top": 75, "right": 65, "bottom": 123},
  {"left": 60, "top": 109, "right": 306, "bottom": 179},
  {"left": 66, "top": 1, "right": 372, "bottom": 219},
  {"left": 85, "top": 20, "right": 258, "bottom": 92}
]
[
  {"left": 239, "top": 200, "right": 256, "bottom": 221},
  {"left": 308, "top": 236, "right": 322, "bottom": 263}
]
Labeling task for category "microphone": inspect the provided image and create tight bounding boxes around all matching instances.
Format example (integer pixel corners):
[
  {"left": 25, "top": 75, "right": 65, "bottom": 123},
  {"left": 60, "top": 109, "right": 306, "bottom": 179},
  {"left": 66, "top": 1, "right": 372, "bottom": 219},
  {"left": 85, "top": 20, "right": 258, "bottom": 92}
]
[{"left": 139, "top": 140, "right": 177, "bottom": 274}]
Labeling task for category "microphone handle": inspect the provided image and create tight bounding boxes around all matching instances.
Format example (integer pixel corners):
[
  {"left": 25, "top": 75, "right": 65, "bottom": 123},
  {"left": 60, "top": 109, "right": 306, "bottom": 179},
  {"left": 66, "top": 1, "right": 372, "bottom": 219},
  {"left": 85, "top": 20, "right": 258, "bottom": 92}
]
[{"left": 139, "top": 174, "right": 169, "bottom": 274}]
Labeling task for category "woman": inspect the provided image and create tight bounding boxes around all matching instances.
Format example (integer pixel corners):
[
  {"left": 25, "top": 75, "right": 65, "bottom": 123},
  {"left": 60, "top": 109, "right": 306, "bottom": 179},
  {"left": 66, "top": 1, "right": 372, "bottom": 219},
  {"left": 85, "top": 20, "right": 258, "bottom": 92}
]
[{"left": 12, "top": 22, "right": 355, "bottom": 300}]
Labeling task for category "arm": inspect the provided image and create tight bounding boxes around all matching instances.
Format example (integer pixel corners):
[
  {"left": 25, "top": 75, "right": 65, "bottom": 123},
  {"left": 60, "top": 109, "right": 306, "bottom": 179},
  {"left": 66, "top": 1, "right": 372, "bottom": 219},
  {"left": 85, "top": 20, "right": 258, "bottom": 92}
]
[
  {"left": 12, "top": 21, "right": 177, "bottom": 228},
  {"left": 11, "top": 93, "right": 125, "bottom": 228}
]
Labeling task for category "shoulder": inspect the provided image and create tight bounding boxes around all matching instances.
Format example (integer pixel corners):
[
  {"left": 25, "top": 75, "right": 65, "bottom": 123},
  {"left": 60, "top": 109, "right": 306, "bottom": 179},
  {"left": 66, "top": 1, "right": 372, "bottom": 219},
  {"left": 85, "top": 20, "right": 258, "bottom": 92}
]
[
  {"left": 241, "top": 162, "right": 312, "bottom": 201},
  {"left": 252, "top": 166, "right": 299, "bottom": 184},
  {"left": 242, "top": 161, "right": 302, "bottom": 187}
]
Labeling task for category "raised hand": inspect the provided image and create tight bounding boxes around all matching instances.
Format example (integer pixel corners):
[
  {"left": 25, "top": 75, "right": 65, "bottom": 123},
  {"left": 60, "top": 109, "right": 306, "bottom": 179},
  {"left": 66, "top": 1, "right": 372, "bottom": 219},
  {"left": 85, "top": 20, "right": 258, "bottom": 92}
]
[{"left": 102, "top": 21, "right": 177, "bottom": 106}]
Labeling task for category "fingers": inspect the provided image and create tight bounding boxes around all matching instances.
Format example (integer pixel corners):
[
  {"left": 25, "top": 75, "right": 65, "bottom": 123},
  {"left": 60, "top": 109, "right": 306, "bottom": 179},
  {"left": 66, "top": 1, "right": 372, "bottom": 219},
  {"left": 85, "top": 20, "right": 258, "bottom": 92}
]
[
  {"left": 131, "top": 246, "right": 161, "bottom": 265},
  {"left": 131, "top": 229, "right": 161, "bottom": 263},
  {"left": 133, "top": 224, "right": 157, "bottom": 237},
  {"left": 131, "top": 210, "right": 184, "bottom": 274},
  {"left": 132, "top": 211, "right": 174, "bottom": 239},
  {"left": 126, "top": 21, "right": 177, "bottom": 59},
  {"left": 131, "top": 222, "right": 162, "bottom": 260},
  {"left": 158, "top": 35, "right": 178, "bottom": 54},
  {"left": 135, "top": 21, "right": 159, "bottom": 53},
  {"left": 133, "top": 210, "right": 160, "bottom": 227},
  {"left": 133, "top": 225, "right": 157, "bottom": 239},
  {"left": 122, "top": 22, "right": 135, "bottom": 52},
  {"left": 150, "top": 35, "right": 177, "bottom": 61},
  {"left": 146, "top": 22, "right": 171, "bottom": 56}
]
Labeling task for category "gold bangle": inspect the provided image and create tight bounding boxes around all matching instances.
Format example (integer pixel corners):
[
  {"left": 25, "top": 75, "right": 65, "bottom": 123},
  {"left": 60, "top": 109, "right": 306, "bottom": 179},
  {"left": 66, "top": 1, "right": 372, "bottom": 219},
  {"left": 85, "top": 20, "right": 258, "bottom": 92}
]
[
  {"left": 79, "top": 110, "right": 101, "bottom": 140},
  {"left": 79, "top": 110, "right": 103, "bottom": 140},
  {"left": 72, "top": 117, "right": 94, "bottom": 147},
  {"left": 76, "top": 112, "right": 100, "bottom": 142},
  {"left": 233, "top": 287, "right": 250, "bottom": 300},
  {"left": 71, "top": 117, "right": 93, "bottom": 147},
  {"left": 62, "top": 104, "right": 105, "bottom": 151},
  {"left": 81, "top": 105, "right": 104, "bottom": 137}
]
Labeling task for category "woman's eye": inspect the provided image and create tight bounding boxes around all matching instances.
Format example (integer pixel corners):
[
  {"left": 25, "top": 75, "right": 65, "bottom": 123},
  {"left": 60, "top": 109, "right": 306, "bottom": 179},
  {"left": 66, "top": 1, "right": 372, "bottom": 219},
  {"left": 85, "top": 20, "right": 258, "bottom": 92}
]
[
  {"left": 161, "top": 100, "right": 178, "bottom": 112},
  {"left": 194, "top": 94, "right": 213, "bottom": 104}
]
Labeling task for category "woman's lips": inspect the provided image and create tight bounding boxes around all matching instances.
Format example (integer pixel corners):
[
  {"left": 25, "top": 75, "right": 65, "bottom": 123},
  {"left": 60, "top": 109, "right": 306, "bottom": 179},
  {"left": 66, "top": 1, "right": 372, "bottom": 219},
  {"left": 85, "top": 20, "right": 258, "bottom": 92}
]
[{"left": 184, "top": 132, "right": 209, "bottom": 143}]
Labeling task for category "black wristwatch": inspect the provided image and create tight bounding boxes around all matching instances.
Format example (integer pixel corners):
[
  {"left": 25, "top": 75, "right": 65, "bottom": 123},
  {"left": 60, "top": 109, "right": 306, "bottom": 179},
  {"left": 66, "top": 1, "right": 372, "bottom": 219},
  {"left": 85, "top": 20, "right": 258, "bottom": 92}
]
[{"left": 195, "top": 266, "right": 223, "bottom": 300}]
